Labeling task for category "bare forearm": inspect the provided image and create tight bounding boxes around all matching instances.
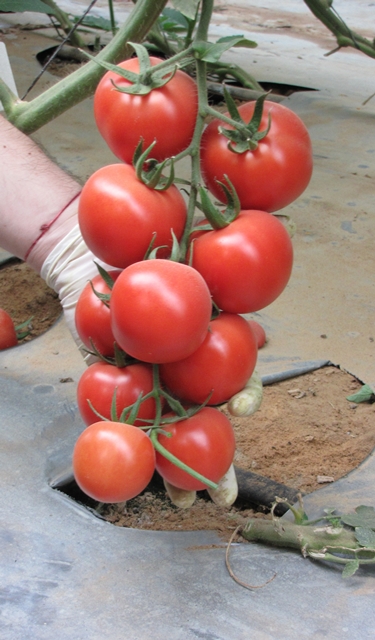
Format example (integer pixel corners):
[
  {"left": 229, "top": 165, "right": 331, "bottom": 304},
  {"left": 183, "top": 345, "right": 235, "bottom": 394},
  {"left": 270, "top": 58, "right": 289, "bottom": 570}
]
[{"left": 0, "top": 114, "right": 80, "bottom": 269}]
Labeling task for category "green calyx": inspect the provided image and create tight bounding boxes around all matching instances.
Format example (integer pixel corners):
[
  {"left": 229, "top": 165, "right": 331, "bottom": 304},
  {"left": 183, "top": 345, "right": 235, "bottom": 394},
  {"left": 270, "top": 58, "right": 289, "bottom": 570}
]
[
  {"left": 80, "top": 42, "right": 192, "bottom": 95},
  {"left": 218, "top": 86, "right": 271, "bottom": 154},
  {"left": 133, "top": 140, "right": 175, "bottom": 191},
  {"left": 199, "top": 174, "right": 241, "bottom": 229}
]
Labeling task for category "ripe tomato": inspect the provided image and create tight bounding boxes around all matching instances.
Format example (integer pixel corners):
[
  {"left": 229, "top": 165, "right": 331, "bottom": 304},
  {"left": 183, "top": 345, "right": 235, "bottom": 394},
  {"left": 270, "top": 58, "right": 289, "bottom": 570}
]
[
  {"left": 0, "top": 309, "right": 18, "bottom": 349},
  {"left": 77, "top": 361, "right": 157, "bottom": 426},
  {"left": 248, "top": 319, "right": 267, "bottom": 349},
  {"left": 78, "top": 164, "right": 187, "bottom": 269},
  {"left": 110, "top": 259, "right": 212, "bottom": 363},
  {"left": 189, "top": 210, "right": 293, "bottom": 313},
  {"left": 94, "top": 56, "right": 198, "bottom": 163},
  {"left": 200, "top": 100, "right": 313, "bottom": 212},
  {"left": 75, "top": 270, "right": 121, "bottom": 357},
  {"left": 73, "top": 421, "right": 155, "bottom": 503},
  {"left": 155, "top": 407, "right": 236, "bottom": 491},
  {"left": 160, "top": 313, "right": 258, "bottom": 405}
]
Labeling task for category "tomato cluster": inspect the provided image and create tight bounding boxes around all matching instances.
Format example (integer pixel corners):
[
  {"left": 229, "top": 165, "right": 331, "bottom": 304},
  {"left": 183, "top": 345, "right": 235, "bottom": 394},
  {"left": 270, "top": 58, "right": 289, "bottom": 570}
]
[{"left": 72, "top": 56, "right": 313, "bottom": 505}]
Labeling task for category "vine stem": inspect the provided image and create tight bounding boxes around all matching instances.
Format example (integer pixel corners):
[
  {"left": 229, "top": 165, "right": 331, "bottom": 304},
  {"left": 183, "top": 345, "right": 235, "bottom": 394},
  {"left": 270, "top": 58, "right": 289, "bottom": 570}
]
[
  {"left": 178, "top": 0, "right": 215, "bottom": 260},
  {"left": 147, "top": 364, "right": 218, "bottom": 490},
  {"left": 303, "top": 0, "right": 375, "bottom": 58},
  {"left": 2, "top": 0, "right": 168, "bottom": 132},
  {"left": 149, "top": 427, "right": 218, "bottom": 491}
]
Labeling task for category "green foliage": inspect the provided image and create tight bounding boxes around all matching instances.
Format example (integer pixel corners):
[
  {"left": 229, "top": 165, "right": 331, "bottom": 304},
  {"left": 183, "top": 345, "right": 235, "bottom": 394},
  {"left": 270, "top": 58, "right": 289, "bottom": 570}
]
[
  {"left": 347, "top": 384, "right": 375, "bottom": 404},
  {"left": 192, "top": 36, "right": 257, "bottom": 64},
  {"left": 341, "top": 505, "right": 375, "bottom": 529},
  {"left": 0, "top": 0, "right": 55, "bottom": 13},
  {"left": 171, "top": 0, "right": 200, "bottom": 21},
  {"left": 242, "top": 499, "right": 375, "bottom": 579},
  {"left": 161, "top": 7, "right": 190, "bottom": 31},
  {"left": 341, "top": 559, "right": 360, "bottom": 578},
  {"left": 72, "top": 14, "right": 114, "bottom": 32}
]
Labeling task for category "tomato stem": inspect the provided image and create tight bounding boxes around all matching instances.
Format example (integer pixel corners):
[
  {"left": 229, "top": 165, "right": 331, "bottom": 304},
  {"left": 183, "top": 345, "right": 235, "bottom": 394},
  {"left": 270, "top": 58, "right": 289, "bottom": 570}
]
[
  {"left": 3, "top": 0, "right": 169, "bottom": 132},
  {"left": 149, "top": 427, "right": 218, "bottom": 490}
]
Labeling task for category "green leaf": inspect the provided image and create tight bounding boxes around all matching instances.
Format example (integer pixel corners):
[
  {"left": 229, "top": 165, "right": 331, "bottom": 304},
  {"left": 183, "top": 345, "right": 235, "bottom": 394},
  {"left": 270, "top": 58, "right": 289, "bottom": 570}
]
[
  {"left": 342, "top": 559, "right": 360, "bottom": 578},
  {"left": 216, "top": 35, "right": 258, "bottom": 49},
  {"left": 161, "top": 7, "right": 189, "bottom": 29},
  {"left": 346, "top": 384, "right": 375, "bottom": 403},
  {"left": 0, "top": 0, "right": 56, "bottom": 13},
  {"left": 341, "top": 506, "right": 375, "bottom": 530},
  {"left": 171, "top": 0, "right": 199, "bottom": 21},
  {"left": 354, "top": 527, "right": 375, "bottom": 548},
  {"left": 194, "top": 35, "right": 257, "bottom": 63},
  {"left": 73, "top": 15, "right": 113, "bottom": 31}
]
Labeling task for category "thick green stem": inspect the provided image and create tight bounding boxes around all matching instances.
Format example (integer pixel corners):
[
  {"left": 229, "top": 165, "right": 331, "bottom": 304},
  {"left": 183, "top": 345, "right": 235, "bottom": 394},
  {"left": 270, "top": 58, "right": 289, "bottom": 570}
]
[
  {"left": 241, "top": 518, "right": 358, "bottom": 552},
  {"left": 241, "top": 516, "right": 375, "bottom": 569},
  {"left": 4, "top": 0, "right": 168, "bottom": 132},
  {"left": 178, "top": 0, "right": 215, "bottom": 259},
  {"left": 303, "top": 0, "right": 375, "bottom": 58},
  {"left": 108, "top": 0, "right": 118, "bottom": 37},
  {"left": 195, "top": 0, "right": 214, "bottom": 42},
  {"left": 43, "top": 0, "right": 87, "bottom": 49},
  {"left": 208, "top": 61, "right": 263, "bottom": 92}
]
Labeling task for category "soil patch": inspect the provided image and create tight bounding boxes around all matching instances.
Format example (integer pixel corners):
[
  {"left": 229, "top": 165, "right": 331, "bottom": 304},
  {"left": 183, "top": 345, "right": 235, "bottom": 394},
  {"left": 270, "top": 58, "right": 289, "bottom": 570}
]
[
  {"left": 96, "top": 366, "right": 375, "bottom": 537},
  {"left": 0, "top": 259, "right": 62, "bottom": 342}
]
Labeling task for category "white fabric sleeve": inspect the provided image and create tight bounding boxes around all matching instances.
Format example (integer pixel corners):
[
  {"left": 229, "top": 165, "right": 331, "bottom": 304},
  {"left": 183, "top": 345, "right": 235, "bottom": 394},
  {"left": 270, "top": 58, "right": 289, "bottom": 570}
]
[{"left": 40, "top": 223, "right": 111, "bottom": 356}]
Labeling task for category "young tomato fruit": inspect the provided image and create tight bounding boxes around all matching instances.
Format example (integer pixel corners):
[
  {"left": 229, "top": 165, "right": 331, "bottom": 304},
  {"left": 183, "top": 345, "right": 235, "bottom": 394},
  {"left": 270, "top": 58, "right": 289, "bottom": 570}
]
[
  {"left": 160, "top": 313, "right": 258, "bottom": 405},
  {"left": 110, "top": 259, "right": 212, "bottom": 363},
  {"left": 75, "top": 270, "right": 121, "bottom": 357},
  {"left": 94, "top": 57, "right": 198, "bottom": 163},
  {"left": 200, "top": 100, "right": 313, "bottom": 212},
  {"left": 0, "top": 308, "right": 18, "bottom": 349},
  {"left": 77, "top": 362, "right": 157, "bottom": 426},
  {"left": 190, "top": 210, "right": 293, "bottom": 313},
  {"left": 78, "top": 164, "right": 187, "bottom": 269},
  {"left": 73, "top": 421, "right": 155, "bottom": 503},
  {"left": 155, "top": 407, "right": 236, "bottom": 491},
  {"left": 248, "top": 319, "right": 267, "bottom": 349}
]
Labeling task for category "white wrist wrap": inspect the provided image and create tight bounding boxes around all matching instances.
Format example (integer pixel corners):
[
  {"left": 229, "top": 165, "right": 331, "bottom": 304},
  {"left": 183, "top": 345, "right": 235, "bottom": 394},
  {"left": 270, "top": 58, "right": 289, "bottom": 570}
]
[{"left": 40, "top": 223, "right": 110, "bottom": 353}]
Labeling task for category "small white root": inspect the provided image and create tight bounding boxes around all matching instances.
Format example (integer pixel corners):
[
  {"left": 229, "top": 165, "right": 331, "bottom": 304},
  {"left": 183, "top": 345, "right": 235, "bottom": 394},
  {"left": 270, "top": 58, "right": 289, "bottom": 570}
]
[
  {"left": 207, "top": 464, "right": 238, "bottom": 507},
  {"left": 227, "top": 370, "right": 263, "bottom": 417},
  {"left": 163, "top": 479, "right": 196, "bottom": 509}
]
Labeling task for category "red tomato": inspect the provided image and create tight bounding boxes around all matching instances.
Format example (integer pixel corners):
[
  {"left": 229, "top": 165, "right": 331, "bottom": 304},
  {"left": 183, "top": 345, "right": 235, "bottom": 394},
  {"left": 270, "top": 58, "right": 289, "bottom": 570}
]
[
  {"left": 73, "top": 421, "right": 155, "bottom": 503},
  {"left": 78, "top": 164, "right": 187, "bottom": 269},
  {"left": 94, "top": 57, "right": 198, "bottom": 163},
  {"left": 75, "top": 270, "right": 121, "bottom": 357},
  {"left": 248, "top": 319, "right": 267, "bottom": 349},
  {"left": 155, "top": 407, "right": 235, "bottom": 491},
  {"left": 200, "top": 100, "right": 313, "bottom": 212},
  {"left": 110, "top": 259, "right": 212, "bottom": 363},
  {"left": 160, "top": 313, "right": 258, "bottom": 405},
  {"left": 77, "top": 361, "right": 157, "bottom": 426},
  {"left": 189, "top": 210, "right": 293, "bottom": 313},
  {"left": 0, "top": 309, "right": 17, "bottom": 349}
]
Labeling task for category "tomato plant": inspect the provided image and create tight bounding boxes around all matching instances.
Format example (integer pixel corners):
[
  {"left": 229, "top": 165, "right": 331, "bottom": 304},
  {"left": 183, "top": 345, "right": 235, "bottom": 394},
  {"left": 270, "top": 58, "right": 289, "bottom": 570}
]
[
  {"left": 78, "top": 163, "right": 187, "bottom": 269},
  {"left": 93, "top": 56, "right": 198, "bottom": 164},
  {"left": 77, "top": 361, "right": 157, "bottom": 426},
  {"left": 189, "top": 210, "right": 293, "bottom": 313},
  {"left": 200, "top": 100, "right": 313, "bottom": 212},
  {"left": 160, "top": 313, "right": 258, "bottom": 405},
  {"left": 0, "top": 309, "right": 18, "bottom": 350},
  {"left": 73, "top": 421, "right": 155, "bottom": 503},
  {"left": 155, "top": 407, "right": 236, "bottom": 491},
  {"left": 75, "top": 270, "right": 121, "bottom": 357},
  {"left": 110, "top": 259, "right": 212, "bottom": 363},
  {"left": 68, "top": 7, "right": 314, "bottom": 510}
]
